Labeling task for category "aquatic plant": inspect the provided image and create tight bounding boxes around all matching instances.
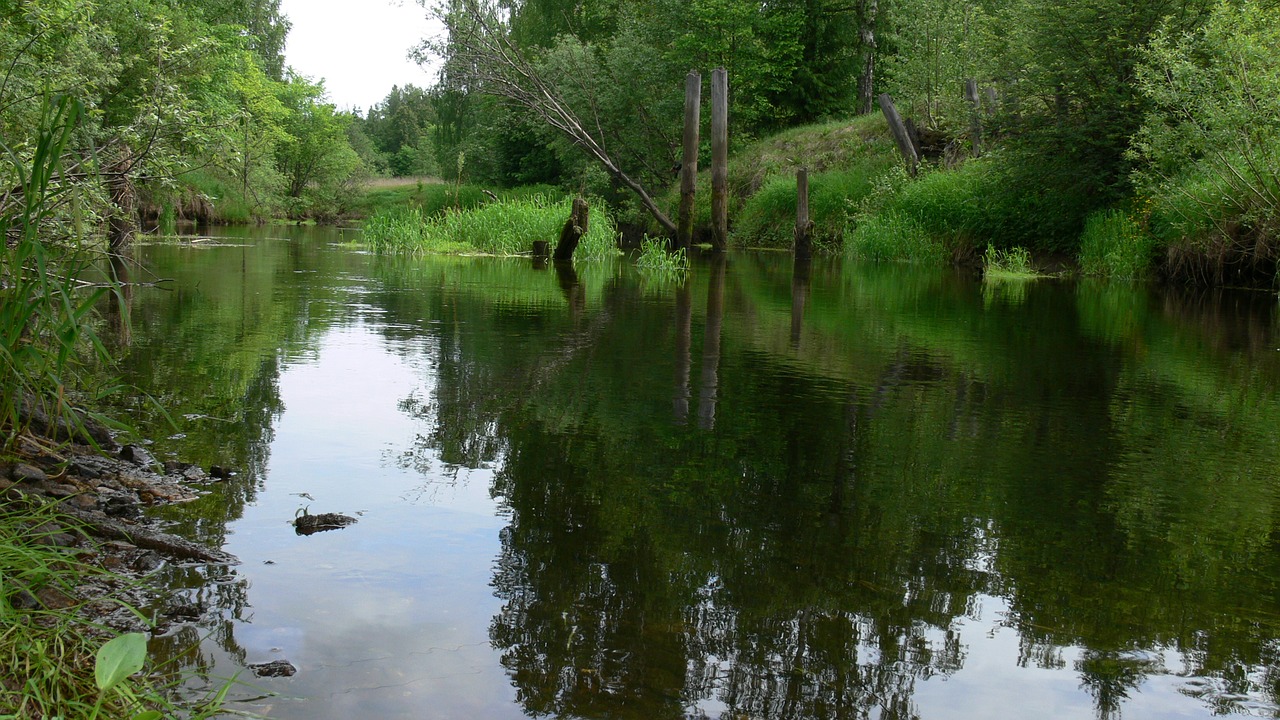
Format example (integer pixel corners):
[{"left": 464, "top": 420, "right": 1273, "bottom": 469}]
[
  {"left": 634, "top": 236, "right": 689, "bottom": 284},
  {"left": 982, "top": 243, "right": 1039, "bottom": 279}
]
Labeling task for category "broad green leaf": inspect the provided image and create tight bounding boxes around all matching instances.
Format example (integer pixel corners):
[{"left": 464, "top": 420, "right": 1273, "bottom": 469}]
[{"left": 95, "top": 632, "right": 148, "bottom": 692}]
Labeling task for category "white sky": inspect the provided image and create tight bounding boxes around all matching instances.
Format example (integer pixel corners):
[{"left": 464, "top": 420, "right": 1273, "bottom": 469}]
[{"left": 278, "top": 0, "right": 444, "bottom": 113}]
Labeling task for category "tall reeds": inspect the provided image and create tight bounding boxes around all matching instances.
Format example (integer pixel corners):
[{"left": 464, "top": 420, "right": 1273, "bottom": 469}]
[
  {"left": 0, "top": 96, "right": 118, "bottom": 450},
  {"left": 364, "top": 194, "right": 620, "bottom": 260}
]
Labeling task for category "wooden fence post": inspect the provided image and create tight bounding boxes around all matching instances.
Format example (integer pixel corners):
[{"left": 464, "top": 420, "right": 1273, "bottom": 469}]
[
  {"left": 794, "top": 167, "right": 812, "bottom": 261},
  {"left": 710, "top": 68, "right": 729, "bottom": 252},
  {"left": 678, "top": 71, "right": 701, "bottom": 253},
  {"left": 877, "top": 93, "right": 919, "bottom": 176}
]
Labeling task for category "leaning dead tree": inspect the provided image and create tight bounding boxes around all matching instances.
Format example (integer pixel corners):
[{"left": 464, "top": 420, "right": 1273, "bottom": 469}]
[{"left": 420, "top": 0, "right": 678, "bottom": 235}]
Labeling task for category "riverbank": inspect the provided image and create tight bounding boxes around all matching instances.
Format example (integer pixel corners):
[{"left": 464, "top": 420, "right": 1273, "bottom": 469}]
[{"left": 0, "top": 425, "right": 237, "bottom": 718}]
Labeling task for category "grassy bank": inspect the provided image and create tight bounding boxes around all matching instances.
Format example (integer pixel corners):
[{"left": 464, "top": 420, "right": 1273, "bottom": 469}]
[{"left": 654, "top": 115, "right": 900, "bottom": 249}]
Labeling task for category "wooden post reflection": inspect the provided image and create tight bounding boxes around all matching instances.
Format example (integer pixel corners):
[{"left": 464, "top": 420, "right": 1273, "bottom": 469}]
[
  {"left": 791, "top": 257, "right": 810, "bottom": 349},
  {"left": 108, "top": 250, "right": 133, "bottom": 347},
  {"left": 674, "top": 278, "right": 692, "bottom": 424},
  {"left": 555, "top": 262, "right": 585, "bottom": 320},
  {"left": 698, "top": 256, "right": 726, "bottom": 430}
]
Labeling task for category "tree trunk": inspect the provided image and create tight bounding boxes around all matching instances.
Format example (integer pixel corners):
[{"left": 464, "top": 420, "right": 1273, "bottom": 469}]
[
  {"left": 878, "top": 94, "right": 920, "bottom": 175},
  {"left": 794, "top": 167, "right": 812, "bottom": 261},
  {"left": 107, "top": 146, "right": 137, "bottom": 251},
  {"left": 857, "top": 0, "right": 879, "bottom": 115}
]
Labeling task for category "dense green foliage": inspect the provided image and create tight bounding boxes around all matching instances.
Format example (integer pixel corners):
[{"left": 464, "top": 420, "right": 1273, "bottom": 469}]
[
  {"left": 416, "top": 0, "right": 1279, "bottom": 283},
  {"left": 0, "top": 0, "right": 369, "bottom": 227}
]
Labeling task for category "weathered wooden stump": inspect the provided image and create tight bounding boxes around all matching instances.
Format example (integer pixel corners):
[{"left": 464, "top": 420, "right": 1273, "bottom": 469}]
[{"left": 553, "top": 197, "right": 590, "bottom": 262}]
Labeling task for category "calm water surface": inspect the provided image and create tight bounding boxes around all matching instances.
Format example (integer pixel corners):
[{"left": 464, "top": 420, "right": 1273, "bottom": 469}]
[{"left": 102, "top": 225, "right": 1280, "bottom": 719}]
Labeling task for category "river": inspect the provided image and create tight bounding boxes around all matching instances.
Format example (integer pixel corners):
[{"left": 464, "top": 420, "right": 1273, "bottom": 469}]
[{"left": 99, "top": 224, "right": 1280, "bottom": 719}]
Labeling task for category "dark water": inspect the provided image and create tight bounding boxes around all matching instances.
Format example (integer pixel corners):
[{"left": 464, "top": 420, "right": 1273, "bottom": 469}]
[{"left": 100, "top": 225, "right": 1280, "bottom": 719}]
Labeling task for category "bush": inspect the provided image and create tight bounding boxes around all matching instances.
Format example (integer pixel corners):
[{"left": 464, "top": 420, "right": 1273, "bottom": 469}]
[{"left": 1133, "top": 0, "right": 1280, "bottom": 284}]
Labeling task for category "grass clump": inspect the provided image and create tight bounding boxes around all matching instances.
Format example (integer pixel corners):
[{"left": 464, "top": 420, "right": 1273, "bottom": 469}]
[
  {"left": 634, "top": 236, "right": 689, "bottom": 284},
  {"left": 365, "top": 195, "right": 620, "bottom": 259},
  {"left": 982, "top": 243, "right": 1040, "bottom": 279},
  {"left": 845, "top": 209, "right": 947, "bottom": 263},
  {"left": 1079, "top": 209, "right": 1156, "bottom": 278}
]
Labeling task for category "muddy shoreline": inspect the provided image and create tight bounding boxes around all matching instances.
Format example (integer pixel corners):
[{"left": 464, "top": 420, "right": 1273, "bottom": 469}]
[{"left": 1, "top": 429, "right": 238, "bottom": 636}]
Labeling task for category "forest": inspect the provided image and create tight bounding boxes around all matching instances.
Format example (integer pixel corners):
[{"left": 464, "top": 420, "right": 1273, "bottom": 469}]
[{"left": 2, "top": 0, "right": 1278, "bottom": 280}]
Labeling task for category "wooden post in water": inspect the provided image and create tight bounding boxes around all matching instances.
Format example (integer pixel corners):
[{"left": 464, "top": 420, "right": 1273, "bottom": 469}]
[
  {"left": 710, "top": 68, "right": 729, "bottom": 252},
  {"left": 553, "top": 197, "right": 589, "bottom": 262},
  {"left": 877, "top": 93, "right": 919, "bottom": 176},
  {"left": 794, "top": 167, "right": 813, "bottom": 261},
  {"left": 678, "top": 71, "right": 701, "bottom": 253},
  {"left": 965, "top": 79, "right": 983, "bottom": 157}
]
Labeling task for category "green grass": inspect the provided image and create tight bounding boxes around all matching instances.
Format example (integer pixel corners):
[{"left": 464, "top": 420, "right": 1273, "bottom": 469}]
[
  {"left": 732, "top": 163, "right": 894, "bottom": 249},
  {"left": 634, "top": 236, "right": 689, "bottom": 284},
  {"left": 364, "top": 195, "right": 620, "bottom": 259},
  {"left": 1079, "top": 209, "right": 1156, "bottom": 278},
  {"left": 845, "top": 209, "right": 948, "bottom": 263},
  {"left": 982, "top": 243, "right": 1041, "bottom": 279},
  {"left": 0, "top": 504, "right": 145, "bottom": 718},
  {"left": 844, "top": 155, "right": 1049, "bottom": 264},
  {"left": 354, "top": 182, "right": 561, "bottom": 220}
]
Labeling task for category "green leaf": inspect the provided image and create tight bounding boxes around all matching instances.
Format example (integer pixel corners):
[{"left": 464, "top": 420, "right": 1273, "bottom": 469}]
[
  {"left": 131, "top": 711, "right": 164, "bottom": 720},
  {"left": 95, "top": 632, "right": 148, "bottom": 692}
]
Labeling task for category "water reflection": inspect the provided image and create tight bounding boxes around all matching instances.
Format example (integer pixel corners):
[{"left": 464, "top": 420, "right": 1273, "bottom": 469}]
[{"left": 101, "top": 229, "right": 1280, "bottom": 720}]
